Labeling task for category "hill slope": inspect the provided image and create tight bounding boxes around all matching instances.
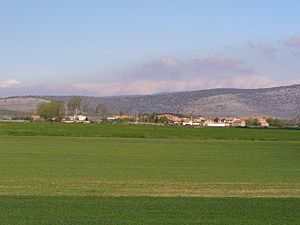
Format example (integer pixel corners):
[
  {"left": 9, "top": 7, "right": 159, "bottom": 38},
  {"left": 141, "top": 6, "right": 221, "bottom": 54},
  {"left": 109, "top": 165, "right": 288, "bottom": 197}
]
[{"left": 1, "top": 84, "right": 300, "bottom": 119}]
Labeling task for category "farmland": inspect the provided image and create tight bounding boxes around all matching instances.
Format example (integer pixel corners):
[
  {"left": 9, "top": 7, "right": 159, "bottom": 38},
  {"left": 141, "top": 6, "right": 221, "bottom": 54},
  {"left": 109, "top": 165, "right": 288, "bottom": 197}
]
[
  {"left": 1, "top": 122, "right": 300, "bottom": 141},
  {"left": 0, "top": 123, "right": 299, "bottom": 224}
]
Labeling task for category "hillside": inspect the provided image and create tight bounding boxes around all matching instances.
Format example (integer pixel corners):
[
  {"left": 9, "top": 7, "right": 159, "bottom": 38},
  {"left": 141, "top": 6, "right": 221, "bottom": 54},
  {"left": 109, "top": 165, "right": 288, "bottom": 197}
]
[
  {"left": 0, "top": 97, "right": 48, "bottom": 115},
  {"left": 1, "top": 84, "right": 300, "bottom": 119}
]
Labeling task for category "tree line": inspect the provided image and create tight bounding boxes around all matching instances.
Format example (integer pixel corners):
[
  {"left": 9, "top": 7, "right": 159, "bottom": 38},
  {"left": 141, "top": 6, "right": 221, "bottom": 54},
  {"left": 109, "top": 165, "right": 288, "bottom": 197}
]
[{"left": 37, "top": 96, "right": 108, "bottom": 121}]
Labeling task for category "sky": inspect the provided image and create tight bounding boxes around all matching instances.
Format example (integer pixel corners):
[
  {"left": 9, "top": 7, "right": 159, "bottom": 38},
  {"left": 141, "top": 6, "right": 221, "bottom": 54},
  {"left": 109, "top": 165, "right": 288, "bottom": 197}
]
[{"left": 1, "top": 0, "right": 300, "bottom": 97}]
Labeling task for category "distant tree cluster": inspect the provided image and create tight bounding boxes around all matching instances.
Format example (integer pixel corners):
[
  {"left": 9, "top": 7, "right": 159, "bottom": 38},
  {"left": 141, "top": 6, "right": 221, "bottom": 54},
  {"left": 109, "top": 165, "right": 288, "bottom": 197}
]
[
  {"left": 266, "top": 118, "right": 284, "bottom": 127},
  {"left": 245, "top": 118, "right": 261, "bottom": 126},
  {"left": 36, "top": 96, "right": 110, "bottom": 122},
  {"left": 138, "top": 113, "right": 159, "bottom": 123},
  {"left": 37, "top": 100, "right": 65, "bottom": 121}
]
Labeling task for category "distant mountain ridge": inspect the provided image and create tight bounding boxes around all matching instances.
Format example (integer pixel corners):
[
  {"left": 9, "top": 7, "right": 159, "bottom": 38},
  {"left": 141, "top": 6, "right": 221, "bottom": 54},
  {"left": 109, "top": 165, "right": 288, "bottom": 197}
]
[{"left": 1, "top": 84, "right": 300, "bottom": 119}]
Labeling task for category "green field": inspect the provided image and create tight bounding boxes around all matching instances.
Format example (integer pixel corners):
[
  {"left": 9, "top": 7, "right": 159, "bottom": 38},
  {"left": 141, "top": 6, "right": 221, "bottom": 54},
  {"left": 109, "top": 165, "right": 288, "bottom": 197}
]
[
  {"left": 1, "top": 122, "right": 300, "bottom": 141},
  {"left": 0, "top": 123, "right": 299, "bottom": 224}
]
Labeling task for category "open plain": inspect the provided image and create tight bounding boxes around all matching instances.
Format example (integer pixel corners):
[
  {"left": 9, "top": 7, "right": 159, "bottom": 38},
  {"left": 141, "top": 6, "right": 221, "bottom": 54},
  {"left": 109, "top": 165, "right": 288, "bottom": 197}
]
[{"left": 0, "top": 123, "right": 299, "bottom": 224}]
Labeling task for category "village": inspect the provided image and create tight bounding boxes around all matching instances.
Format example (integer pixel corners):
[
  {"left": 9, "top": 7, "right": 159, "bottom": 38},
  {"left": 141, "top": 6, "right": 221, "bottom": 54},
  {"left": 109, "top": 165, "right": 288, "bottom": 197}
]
[
  {"left": 30, "top": 112, "right": 271, "bottom": 128},
  {"left": 3, "top": 97, "right": 285, "bottom": 128}
]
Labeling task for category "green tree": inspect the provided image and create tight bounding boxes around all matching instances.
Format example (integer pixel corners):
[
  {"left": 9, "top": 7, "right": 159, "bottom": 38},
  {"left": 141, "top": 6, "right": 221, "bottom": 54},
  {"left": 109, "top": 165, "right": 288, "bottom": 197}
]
[
  {"left": 67, "top": 96, "right": 82, "bottom": 115},
  {"left": 37, "top": 100, "right": 65, "bottom": 121},
  {"left": 158, "top": 116, "right": 169, "bottom": 124},
  {"left": 246, "top": 118, "right": 261, "bottom": 126},
  {"left": 266, "top": 118, "right": 284, "bottom": 127},
  {"left": 149, "top": 113, "right": 158, "bottom": 123}
]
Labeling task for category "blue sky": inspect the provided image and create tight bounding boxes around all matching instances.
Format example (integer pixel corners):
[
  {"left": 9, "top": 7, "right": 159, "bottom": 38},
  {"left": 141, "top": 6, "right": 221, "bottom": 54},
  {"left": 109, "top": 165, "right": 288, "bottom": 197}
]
[{"left": 1, "top": 0, "right": 300, "bottom": 96}]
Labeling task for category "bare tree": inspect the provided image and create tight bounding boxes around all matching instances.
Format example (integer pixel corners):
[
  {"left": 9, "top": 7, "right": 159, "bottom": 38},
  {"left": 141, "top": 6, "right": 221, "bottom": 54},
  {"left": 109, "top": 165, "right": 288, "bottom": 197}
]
[
  {"left": 81, "top": 99, "right": 90, "bottom": 115},
  {"left": 96, "top": 103, "right": 108, "bottom": 120},
  {"left": 67, "top": 96, "right": 82, "bottom": 116}
]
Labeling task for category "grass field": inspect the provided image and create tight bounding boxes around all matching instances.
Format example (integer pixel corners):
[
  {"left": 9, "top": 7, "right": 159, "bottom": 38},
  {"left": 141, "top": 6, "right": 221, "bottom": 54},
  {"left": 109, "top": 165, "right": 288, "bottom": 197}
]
[
  {"left": 1, "top": 122, "right": 300, "bottom": 141},
  {"left": 0, "top": 123, "right": 299, "bottom": 224},
  {"left": 1, "top": 197, "right": 299, "bottom": 225}
]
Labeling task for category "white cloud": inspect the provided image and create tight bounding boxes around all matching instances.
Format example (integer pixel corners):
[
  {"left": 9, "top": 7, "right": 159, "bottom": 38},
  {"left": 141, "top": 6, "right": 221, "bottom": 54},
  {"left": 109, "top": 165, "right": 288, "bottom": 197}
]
[{"left": 0, "top": 79, "right": 21, "bottom": 88}]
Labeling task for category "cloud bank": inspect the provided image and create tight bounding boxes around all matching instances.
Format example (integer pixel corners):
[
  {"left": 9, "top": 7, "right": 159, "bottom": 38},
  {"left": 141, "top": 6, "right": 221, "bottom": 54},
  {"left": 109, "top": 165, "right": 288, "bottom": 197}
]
[
  {"left": 1, "top": 54, "right": 299, "bottom": 97},
  {"left": 73, "top": 75, "right": 277, "bottom": 96}
]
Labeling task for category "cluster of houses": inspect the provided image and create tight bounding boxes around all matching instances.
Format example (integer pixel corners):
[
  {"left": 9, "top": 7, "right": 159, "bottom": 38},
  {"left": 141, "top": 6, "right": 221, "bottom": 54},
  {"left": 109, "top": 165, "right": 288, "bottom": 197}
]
[
  {"left": 103, "top": 113, "right": 270, "bottom": 127},
  {"left": 155, "top": 114, "right": 269, "bottom": 127},
  {"left": 62, "top": 115, "right": 90, "bottom": 123},
  {"left": 31, "top": 114, "right": 90, "bottom": 123},
  {"left": 30, "top": 113, "right": 270, "bottom": 127}
]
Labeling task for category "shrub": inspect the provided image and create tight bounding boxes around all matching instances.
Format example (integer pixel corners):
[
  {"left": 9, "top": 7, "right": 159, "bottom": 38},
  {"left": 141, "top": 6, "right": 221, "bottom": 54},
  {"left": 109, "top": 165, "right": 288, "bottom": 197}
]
[
  {"left": 266, "top": 118, "right": 284, "bottom": 127},
  {"left": 246, "top": 118, "right": 261, "bottom": 126}
]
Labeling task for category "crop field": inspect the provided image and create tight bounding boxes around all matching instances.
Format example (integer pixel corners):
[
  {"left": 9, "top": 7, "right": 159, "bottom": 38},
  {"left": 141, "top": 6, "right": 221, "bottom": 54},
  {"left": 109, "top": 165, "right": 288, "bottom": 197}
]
[{"left": 0, "top": 123, "right": 299, "bottom": 224}]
